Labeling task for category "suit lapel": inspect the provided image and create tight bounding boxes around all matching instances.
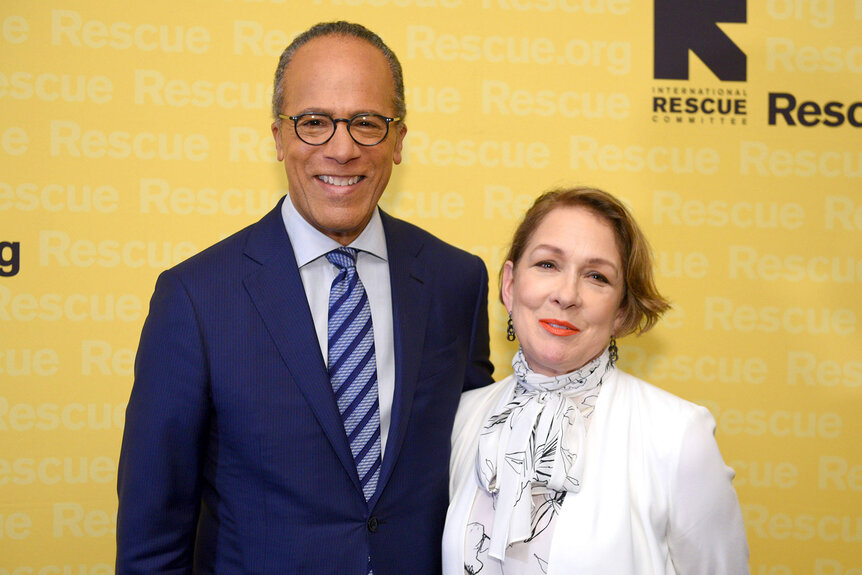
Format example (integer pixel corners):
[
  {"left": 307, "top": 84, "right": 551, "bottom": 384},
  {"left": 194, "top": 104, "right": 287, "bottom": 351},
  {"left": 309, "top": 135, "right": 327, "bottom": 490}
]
[
  {"left": 374, "top": 212, "right": 430, "bottom": 502},
  {"left": 241, "top": 200, "right": 360, "bottom": 491}
]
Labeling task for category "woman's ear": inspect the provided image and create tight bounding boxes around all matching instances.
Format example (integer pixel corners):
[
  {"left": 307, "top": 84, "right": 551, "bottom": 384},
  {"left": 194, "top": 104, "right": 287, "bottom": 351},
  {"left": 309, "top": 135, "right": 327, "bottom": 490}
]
[{"left": 613, "top": 304, "right": 626, "bottom": 335}]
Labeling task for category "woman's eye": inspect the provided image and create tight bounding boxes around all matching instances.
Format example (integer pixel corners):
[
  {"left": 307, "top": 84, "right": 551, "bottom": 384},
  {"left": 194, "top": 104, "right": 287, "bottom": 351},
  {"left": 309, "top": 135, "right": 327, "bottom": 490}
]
[
  {"left": 588, "top": 272, "right": 609, "bottom": 283},
  {"left": 537, "top": 261, "right": 555, "bottom": 270}
]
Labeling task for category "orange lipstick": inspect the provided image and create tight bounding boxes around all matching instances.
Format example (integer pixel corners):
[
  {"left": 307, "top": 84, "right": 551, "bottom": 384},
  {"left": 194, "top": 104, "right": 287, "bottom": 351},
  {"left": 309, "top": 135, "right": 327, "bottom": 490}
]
[{"left": 539, "top": 319, "right": 579, "bottom": 336}]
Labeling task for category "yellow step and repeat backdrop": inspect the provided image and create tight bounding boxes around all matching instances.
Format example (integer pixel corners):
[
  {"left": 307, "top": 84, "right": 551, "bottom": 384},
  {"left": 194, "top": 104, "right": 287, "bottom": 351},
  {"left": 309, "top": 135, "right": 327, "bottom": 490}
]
[{"left": 1, "top": 0, "right": 860, "bottom": 572}]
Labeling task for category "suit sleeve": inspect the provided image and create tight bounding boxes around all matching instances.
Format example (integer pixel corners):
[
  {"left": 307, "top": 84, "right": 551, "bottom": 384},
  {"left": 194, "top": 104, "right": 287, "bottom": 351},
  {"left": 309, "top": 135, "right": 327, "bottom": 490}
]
[
  {"left": 462, "top": 255, "right": 494, "bottom": 391},
  {"left": 116, "top": 270, "right": 210, "bottom": 574},
  {"left": 667, "top": 407, "right": 750, "bottom": 575}
]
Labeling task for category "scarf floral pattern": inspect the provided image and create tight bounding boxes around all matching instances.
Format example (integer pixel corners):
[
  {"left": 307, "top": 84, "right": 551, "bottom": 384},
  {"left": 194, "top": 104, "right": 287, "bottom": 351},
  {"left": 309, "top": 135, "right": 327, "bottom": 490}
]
[{"left": 475, "top": 347, "right": 611, "bottom": 561}]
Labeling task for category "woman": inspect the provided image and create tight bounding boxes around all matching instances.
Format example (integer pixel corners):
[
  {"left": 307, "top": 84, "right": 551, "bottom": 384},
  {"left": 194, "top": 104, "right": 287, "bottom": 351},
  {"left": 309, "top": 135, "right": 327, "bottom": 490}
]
[{"left": 443, "top": 188, "right": 748, "bottom": 574}]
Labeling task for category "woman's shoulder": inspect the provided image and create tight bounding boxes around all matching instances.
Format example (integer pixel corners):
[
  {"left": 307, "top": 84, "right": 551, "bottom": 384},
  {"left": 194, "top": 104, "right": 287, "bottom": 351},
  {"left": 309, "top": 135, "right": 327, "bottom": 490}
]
[
  {"left": 609, "top": 368, "right": 713, "bottom": 429},
  {"left": 612, "top": 368, "right": 700, "bottom": 407},
  {"left": 603, "top": 369, "right": 720, "bottom": 474},
  {"left": 460, "top": 375, "right": 514, "bottom": 408}
]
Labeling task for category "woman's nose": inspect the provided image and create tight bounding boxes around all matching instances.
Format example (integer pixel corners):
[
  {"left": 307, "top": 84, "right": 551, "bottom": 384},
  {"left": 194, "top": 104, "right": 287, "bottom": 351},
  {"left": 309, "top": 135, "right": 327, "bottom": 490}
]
[{"left": 552, "top": 275, "right": 581, "bottom": 308}]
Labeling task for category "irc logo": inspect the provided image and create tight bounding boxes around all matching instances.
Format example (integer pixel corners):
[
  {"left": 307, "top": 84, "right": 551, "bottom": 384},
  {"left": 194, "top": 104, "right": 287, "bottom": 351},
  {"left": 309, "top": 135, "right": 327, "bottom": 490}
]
[{"left": 654, "top": 0, "right": 747, "bottom": 81}]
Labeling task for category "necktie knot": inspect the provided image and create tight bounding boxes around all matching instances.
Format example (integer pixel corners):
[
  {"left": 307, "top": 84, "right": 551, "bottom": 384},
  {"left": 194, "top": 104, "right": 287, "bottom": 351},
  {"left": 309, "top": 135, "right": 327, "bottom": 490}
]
[{"left": 327, "top": 247, "right": 358, "bottom": 270}]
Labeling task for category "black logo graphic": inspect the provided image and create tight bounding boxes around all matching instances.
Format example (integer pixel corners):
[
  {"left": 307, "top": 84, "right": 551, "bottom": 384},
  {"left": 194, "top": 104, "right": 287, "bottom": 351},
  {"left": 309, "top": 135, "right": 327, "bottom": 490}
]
[{"left": 654, "top": 0, "right": 747, "bottom": 81}]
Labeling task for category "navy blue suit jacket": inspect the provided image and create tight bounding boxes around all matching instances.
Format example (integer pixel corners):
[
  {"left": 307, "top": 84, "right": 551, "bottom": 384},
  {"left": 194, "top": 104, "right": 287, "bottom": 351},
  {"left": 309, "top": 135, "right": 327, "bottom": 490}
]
[{"left": 116, "top": 198, "right": 493, "bottom": 574}]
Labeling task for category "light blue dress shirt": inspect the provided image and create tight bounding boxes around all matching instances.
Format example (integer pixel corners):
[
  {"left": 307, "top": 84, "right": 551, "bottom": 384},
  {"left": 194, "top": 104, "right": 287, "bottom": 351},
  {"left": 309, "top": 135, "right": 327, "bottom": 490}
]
[{"left": 281, "top": 196, "right": 395, "bottom": 455}]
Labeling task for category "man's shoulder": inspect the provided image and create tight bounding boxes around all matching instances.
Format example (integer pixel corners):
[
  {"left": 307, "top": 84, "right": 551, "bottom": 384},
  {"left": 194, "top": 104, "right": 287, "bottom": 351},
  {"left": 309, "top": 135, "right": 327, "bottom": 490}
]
[
  {"left": 168, "top": 222, "right": 252, "bottom": 277},
  {"left": 162, "top": 200, "right": 285, "bottom": 282},
  {"left": 381, "top": 210, "right": 480, "bottom": 264}
]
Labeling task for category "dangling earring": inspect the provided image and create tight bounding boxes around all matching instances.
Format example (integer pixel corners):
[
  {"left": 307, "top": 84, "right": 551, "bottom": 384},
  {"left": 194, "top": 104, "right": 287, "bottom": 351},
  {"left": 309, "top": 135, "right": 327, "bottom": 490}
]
[
  {"left": 506, "top": 312, "right": 516, "bottom": 342},
  {"left": 609, "top": 335, "right": 618, "bottom": 366}
]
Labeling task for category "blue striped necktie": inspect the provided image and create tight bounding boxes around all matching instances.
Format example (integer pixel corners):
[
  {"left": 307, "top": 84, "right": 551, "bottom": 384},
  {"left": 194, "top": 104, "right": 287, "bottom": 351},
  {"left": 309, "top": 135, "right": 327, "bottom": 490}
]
[{"left": 326, "top": 247, "right": 382, "bottom": 502}]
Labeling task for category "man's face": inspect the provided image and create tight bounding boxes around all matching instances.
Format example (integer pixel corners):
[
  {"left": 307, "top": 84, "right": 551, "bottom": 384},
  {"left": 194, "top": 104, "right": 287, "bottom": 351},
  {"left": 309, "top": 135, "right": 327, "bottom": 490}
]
[{"left": 272, "top": 35, "right": 406, "bottom": 245}]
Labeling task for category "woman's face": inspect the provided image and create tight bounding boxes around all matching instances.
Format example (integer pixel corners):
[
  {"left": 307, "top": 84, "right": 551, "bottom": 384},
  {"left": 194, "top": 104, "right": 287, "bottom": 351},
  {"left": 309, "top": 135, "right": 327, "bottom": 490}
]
[{"left": 502, "top": 206, "right": 626, "bottom": 376}]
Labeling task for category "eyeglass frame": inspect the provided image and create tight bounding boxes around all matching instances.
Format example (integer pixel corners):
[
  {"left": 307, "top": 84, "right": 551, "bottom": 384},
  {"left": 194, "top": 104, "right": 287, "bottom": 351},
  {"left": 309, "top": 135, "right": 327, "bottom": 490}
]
[{"left": 278, "top": 112, "right": 402, "bottom": 147}]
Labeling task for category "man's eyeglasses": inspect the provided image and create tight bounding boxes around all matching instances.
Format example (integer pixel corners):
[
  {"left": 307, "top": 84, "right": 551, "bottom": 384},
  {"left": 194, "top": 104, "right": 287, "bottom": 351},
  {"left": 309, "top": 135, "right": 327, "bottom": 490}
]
[{"left": 279, "top": 113, "right": 401, "bottom": 147}]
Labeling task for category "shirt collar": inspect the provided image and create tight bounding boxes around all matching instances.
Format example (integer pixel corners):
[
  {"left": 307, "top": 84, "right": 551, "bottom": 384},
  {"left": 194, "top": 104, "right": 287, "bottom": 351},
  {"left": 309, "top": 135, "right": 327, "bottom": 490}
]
[{"left": 281, "top": 195, "right": 388, "bottom": 267}]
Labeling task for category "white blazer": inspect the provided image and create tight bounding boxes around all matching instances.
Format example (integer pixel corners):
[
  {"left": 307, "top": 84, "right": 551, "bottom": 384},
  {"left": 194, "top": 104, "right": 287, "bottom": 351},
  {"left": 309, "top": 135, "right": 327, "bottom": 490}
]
[{"left": 443, "top": 368, "right": 749, "bottom": 575}]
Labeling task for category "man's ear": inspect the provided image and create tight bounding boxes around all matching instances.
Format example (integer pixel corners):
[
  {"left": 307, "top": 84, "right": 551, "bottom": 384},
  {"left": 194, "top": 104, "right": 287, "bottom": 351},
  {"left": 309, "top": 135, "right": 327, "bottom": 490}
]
[
  {"left": 272, "top": 121, "right": 285, "bottom": 162},
  {"left": 392, "top": 123, "right": 407, "bottom": 165}
]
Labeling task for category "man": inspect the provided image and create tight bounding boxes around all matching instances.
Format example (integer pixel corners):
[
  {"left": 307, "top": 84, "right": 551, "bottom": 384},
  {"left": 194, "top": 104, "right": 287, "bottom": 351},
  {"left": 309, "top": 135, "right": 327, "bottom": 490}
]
[{"left": 116, "top": 21, "right": 493, "bottom": 574}]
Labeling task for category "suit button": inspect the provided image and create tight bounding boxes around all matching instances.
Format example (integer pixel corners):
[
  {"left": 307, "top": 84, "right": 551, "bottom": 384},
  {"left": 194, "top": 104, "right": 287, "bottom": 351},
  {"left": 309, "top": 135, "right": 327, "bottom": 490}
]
[{"left": 367, "top": 516, "right": 379, "bottom": 533}]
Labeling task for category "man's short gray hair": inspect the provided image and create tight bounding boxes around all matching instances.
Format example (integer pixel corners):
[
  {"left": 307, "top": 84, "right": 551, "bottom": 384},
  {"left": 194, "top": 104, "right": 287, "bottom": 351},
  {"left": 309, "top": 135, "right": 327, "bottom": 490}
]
[{"left": 271, "top": 21, "right": 406, "bottom": 123}]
